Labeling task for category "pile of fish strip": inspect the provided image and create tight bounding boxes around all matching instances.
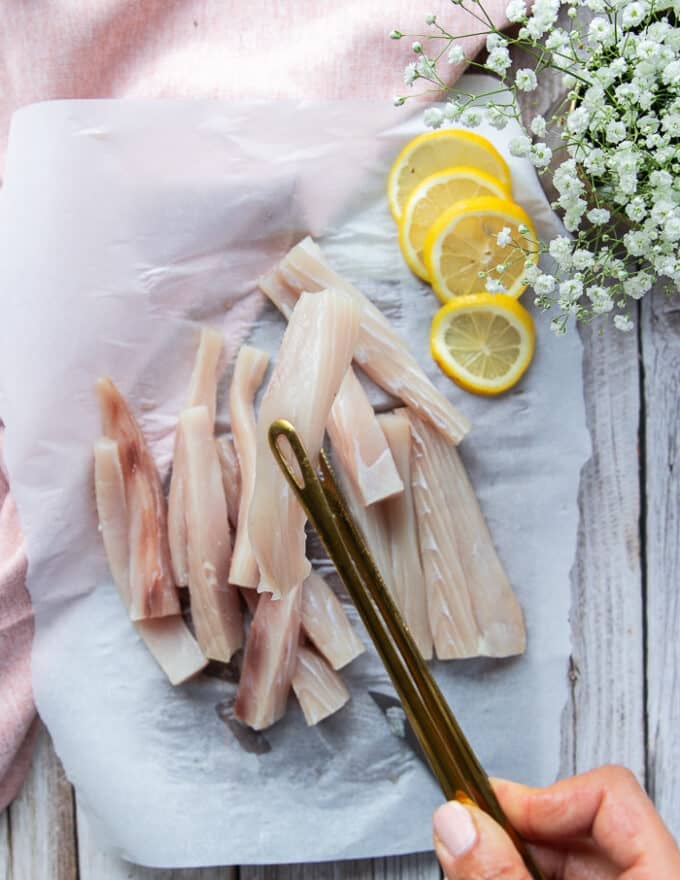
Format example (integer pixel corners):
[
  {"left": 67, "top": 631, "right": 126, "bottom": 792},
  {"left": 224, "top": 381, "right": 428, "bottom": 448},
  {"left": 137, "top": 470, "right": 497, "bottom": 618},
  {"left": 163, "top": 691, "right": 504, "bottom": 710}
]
[{"left": 93, "top": 238, "right": 526, "bottom": 731}]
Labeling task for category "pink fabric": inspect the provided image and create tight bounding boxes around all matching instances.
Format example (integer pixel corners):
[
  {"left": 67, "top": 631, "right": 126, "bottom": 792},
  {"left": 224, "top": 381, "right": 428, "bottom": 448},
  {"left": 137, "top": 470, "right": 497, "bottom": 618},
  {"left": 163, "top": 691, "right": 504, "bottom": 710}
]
[
  {"left": 0, "top": 0, "right": 508, "bottom": 809},
  {"left": 0, "top": 426, "right": 38, "bottom": 811}
]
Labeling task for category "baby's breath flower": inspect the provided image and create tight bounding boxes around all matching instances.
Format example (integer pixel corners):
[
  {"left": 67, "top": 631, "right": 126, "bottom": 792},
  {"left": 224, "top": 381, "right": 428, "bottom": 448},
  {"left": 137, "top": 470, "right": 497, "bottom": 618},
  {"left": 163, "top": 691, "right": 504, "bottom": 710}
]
[
  {"left": 388, "top": 0, "right": 680, "bottom": 332},
  {"left": 515, "top": 68, "right": 538, "bottom": 91},
  {"left": 572, "top": 249, "right": 595, "bottom": 270},
  {"left": 663, "top": 215, "right": 680, "bottom": 243},
  {"left": 485, "top": 277, "right": 506, "bottom": 293},
  {"left": 487, "top": 47, "right": 512, "bottom": 75},
  {"left": 624, "top": 272, "right": 653, "bottom": 299},
  {"left": 587, "top": 286, "right": 614, "bottom": 313},
  {"left": 589, "top": 17, "right": 614, "bottom": 47},
  {"left": 423, "top": 107, "right": 444, "bottom": 129},
  {"left": 534, "top": 274, "right": 556, "bottom": 295},
  {"left": 497, "top": 226, "right": 513, "bottom": 247},
  {"left": 403, "top": 63, "right": 417, "bottom": 86},
  {"left": 443, "top": 100, "right": 463, "bottom": 121},
  {"left": 460, "top": 107, "right": 482, "bottom": 127},
  {"left": 530, "top": 142, "right": 553, "bottom": 168},
  {"left": 487, "top": 105, "right": 509, "bottom": 129},
  {"left": 393, "top": 95, "right": 405, "bottom": 107},
  {"left": 622, "top": 2, "right": 646, "bottom": 30},
  {"left": 506, "top": 0, "right": 527, "bottom": 22},
  {"left": 614, "top": 314, "right": 634, "bottom": 332},
  {"left": 523, "top": 263, "right": 541, "bottom": 284},
  {"left": 447, "top": 45, "right": 466, "bottom": 65},
  {"left": 605, "top": 120, "right": 627, "bottom": 144},
  {"left": 486, "top": 33, "right": 508, "bottom": 52},
  {"left": 530, "top": 115, "right": 547, "bottom": 137},
  {"left": 416, "top": 55, "right": 437, "bottom": 79},
  {"left": 587, "top": 207, "right": 610, "bottom": 225},
  {"left": 625, "top": 197, "right": 647, "bottom": 223},
  {"left": 509, "top": 134, "right": 531, "bottom": 157}
]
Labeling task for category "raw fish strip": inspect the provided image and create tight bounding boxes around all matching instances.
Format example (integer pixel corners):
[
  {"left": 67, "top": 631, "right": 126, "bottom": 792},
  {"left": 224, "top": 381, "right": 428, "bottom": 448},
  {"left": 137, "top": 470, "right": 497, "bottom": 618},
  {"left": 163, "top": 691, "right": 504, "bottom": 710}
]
[
  {"left": 234, "top": 586, "right": 302, "bottom": 730},
  {"left": 178, "top": 406, "right": 242, "bottom": 662},
  {"left": 93, "top": 438, "right": 206, "bottom": 684},
  {"left": 407, "top": 413, "right": 526, "bottom": 659},
  {"left": 216, "top": 434, "right": 241, "bottom": 529},
  {"left": 169, "top": 328, "right": 225, "bottom": 585},
  {"left": 93, "top": 437, "right": 132, "bottom": 607},
  {"left": 292, "top": 647, "right": 350, "bottom": 726},
  {"left": 301, "top": 573, "right": 364, "bottom": 670},
  {"left": 228, "top": 345, "right": 270, "bottom": 587},
  {"left": 327, "top": 369, "right": 403, "bottom": 506},
  {"left": 337, "top": 445, "right": 432, "bottom": 655},
  {"left": 249, "top": 289, "right": 361, "bottom": 596},
  {"left": 378, "top": 412, "right": 433, "bottom": 659},
  {"left": 186, "top": 326, "right": 224, "bottom": 423},
  {"left": 277, "top": 237, "right": 470, "bottom": 444},
  {"left": 260, "top": 268, "right": 403, "bottom": 507},
  {"left": 258, "top": 268, "right": 297, "bottom": 319},
  {"left": 96, "top": 377, "right": 180, "bottom": 620}
]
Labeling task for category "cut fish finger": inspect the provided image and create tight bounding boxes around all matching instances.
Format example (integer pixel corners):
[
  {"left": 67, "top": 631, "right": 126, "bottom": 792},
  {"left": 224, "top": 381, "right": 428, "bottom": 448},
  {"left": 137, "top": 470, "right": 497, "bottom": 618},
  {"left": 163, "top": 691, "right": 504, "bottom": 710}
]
[
  {"left": 277, "top": 237, "right": 470, "bottom": 444},
  {"left": 229, "top": 345, "right": 270, "bottom": 588},
  {"left": 292, "top": 647, "right": 350, "bottom": 726},
  {"left": 93, "top": 437, "right": 206, "bottom": 684},
  {"left": 249, "top": 289, "right": 360, "bottom": 597},
  {"left": 95, "top": 377, "right": 180, "bottom": 620},
  {"left": 178, "top": 405, "right": 243, "bottom": 663},
  {"left": 301, "top": 572, "right": 364, "bottom": 670}
]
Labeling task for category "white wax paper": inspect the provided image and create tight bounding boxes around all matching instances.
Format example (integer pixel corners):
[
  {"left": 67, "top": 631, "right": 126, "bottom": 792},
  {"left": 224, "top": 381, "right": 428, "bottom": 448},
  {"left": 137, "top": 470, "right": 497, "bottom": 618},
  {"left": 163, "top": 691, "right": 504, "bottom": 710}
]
[{"left": 0, "top": 78, "right": 590, "bottom": 867}]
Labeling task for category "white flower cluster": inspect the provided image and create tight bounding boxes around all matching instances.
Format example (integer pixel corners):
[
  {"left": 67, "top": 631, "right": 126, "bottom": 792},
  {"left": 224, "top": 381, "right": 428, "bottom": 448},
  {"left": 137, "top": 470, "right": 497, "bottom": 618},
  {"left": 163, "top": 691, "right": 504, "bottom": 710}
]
[{"left": 390, "top": 0, "right": 680, "bottom": 332}]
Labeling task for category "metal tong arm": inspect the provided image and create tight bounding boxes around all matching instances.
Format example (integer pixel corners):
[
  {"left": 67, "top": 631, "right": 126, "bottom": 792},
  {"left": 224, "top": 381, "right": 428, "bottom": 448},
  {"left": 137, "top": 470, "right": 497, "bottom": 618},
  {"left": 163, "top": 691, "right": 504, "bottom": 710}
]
[{"left": 268, "top": 419, "right": 545, "bottom": 880}]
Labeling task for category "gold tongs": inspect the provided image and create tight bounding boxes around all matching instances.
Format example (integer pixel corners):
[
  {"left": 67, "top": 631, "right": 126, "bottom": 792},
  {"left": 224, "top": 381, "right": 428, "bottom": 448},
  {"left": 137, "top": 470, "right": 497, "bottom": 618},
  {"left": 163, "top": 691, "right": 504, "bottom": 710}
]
[{"left": 269, "top": 419, "right": 545, "bottom": 880}]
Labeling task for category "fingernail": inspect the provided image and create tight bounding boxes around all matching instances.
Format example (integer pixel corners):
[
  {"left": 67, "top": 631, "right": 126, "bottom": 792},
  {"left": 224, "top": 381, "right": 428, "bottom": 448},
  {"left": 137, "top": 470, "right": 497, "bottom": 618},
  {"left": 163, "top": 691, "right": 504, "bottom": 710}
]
[{"left": 433, "top": 801, "right": 477, "bottom": 857}]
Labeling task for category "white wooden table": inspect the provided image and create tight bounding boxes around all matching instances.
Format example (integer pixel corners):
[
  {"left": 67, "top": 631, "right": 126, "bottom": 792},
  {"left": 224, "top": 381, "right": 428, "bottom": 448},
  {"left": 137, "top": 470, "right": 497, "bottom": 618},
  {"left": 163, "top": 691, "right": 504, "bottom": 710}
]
[{"left": 1, "top": 39, "right": 679, "bottom": 872}]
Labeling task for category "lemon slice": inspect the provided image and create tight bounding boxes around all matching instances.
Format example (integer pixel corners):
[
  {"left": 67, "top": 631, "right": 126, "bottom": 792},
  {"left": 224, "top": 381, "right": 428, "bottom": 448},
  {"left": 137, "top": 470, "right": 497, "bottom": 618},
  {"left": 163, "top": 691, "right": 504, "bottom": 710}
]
[
  {"left": 387, "top": 129, "right": 511, "bottom": 222},
  {"left": 430, "top": 293, "right": 535, "bottom": 395},
  {"left": 423, "top": 196, "right": 538, "bottom": 303},
  {"left": 398, "top": 166, "right": 511, "bottom": 281}
]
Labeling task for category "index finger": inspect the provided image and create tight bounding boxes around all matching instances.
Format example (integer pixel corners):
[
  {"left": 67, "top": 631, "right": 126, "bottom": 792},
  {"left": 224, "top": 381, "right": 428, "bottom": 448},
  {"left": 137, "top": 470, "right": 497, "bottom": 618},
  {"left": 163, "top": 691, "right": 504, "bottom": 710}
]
[{"left": 491, "top": 766, "right": 680, "bottom": 871}]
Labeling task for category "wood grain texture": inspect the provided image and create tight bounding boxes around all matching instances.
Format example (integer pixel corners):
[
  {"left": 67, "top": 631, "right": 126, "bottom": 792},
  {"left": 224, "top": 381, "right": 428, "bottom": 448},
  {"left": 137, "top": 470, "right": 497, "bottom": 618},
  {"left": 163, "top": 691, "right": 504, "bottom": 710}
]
[
  {"left": 6, "top": 722, "right": 77, "bottom": 880},
  {"left": 642, "top": 290, "right": 680, "bottom": 839},
  {"left": 560, "top": 321, "right": 646, "bottom": 781},
  {"left": 76, "top": 802, "right": 237, "bottom": 880},
  {"left": 0, "top": 805, "right": 10, "bottom": 879},
  {"left": 241, "top": 852, "right": 440, "bottom": 880}
]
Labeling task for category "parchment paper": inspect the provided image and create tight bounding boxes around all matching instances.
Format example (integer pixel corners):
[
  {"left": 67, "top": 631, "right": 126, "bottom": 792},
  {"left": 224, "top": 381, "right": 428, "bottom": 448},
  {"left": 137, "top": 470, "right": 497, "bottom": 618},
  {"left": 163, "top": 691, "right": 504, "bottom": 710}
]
[{"left": 0, "top": 78, "right": 591, "bottom": 867}]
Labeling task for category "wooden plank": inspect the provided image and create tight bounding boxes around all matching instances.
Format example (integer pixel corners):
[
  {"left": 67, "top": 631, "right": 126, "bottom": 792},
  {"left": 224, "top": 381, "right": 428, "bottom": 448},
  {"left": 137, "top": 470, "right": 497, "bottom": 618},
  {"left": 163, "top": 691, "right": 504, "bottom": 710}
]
[
  {"left": 560, "top": 321, "right": 646, "bottom": 781},
  {"left": 642, "top": 290, "right": 680, "bottom": 839},
  {"left": 241, "top": 852, "right": 439, "bottom": 880},
  {"left": 76, "top": 800, "right": 237, "bottom": 879},
  {"left": 0, "top": 806, "right": 10, "bottom": 879},
  {"left": 7, "top": 722, "right": 78, "bottom": 880}
]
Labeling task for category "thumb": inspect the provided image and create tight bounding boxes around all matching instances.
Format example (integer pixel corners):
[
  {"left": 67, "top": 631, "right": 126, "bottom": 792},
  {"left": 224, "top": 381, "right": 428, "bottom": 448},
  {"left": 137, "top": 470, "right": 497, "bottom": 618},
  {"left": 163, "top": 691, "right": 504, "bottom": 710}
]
[{"left": 433, "top": 800, "right": 534, "bottom": 880}]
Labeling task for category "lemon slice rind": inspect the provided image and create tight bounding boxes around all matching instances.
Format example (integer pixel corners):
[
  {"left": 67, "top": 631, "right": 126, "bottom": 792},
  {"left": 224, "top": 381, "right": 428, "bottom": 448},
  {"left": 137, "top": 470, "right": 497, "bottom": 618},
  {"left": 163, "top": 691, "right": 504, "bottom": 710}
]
[
  {"left": 398, "top": 166, "right": 512, "bottom": 282},
  {"left": 387, "top": 129, "right": 512, "bottom": 222},
  {"left": 423, "top": 196, "right": 539, "bottom": 304},
  {"left": 430, "top": 293, "right": 535, "bottom": 396}
]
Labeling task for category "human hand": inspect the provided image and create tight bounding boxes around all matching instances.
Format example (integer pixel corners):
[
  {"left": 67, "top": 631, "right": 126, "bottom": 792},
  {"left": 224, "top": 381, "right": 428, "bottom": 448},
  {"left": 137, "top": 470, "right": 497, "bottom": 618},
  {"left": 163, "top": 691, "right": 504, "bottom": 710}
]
[{"left": 432, "top": 765, "right": 680, "bottom": 879}]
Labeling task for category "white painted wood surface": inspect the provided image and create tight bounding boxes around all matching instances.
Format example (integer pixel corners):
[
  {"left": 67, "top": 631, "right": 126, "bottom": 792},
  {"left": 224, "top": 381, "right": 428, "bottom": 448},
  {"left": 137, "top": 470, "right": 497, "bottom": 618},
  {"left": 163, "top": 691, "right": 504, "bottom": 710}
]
[
  {"left": 0, "top": 42, "right": 675, "bottom": 872},
  {"left": 561, "top": 320, "right": 646, "bottom": 782},
  {"left": 4, "top": 724, "right": 77, "bottom": 880},
  {"left": 642, "top": 290, "right": 680, "bottom": 842}
]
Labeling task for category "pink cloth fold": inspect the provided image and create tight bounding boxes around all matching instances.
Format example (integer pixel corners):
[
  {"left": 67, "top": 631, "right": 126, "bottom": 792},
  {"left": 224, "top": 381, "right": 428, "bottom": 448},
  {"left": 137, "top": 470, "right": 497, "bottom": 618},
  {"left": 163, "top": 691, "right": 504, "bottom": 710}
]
[{"left": 0, "top": 0, "right": 508, "bottom": 810}]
